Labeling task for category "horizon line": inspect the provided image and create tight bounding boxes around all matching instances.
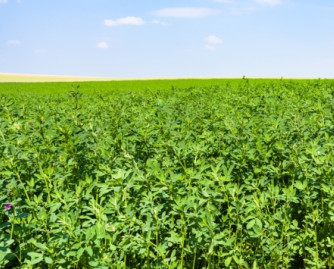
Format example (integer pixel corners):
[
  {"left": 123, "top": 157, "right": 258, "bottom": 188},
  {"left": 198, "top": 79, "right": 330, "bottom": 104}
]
[{"left": 0, "top": 72, "right": 333, "bottom": 83}]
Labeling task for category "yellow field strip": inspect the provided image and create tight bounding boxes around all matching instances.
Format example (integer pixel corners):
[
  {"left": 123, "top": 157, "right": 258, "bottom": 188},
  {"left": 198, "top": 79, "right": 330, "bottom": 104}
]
[{"left": 0, "top": 73, "right": 330, "bottom": 83}]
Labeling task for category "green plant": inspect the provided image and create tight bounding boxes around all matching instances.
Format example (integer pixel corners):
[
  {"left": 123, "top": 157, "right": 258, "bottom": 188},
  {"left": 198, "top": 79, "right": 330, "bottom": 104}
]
[{"left": 1, "top": 79, "right": 334, "bottom": 268}]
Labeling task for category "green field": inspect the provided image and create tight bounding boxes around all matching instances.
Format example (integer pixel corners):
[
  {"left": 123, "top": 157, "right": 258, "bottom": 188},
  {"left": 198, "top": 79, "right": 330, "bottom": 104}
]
[
  {"left": 1, "top": 79, "right": 334, "bottom": 268},
  {"left": 0, "top": 78, "right": 269, "bottom": 94}
]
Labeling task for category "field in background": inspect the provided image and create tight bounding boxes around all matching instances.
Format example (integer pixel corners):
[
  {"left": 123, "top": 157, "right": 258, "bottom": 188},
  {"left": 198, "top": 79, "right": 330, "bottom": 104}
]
[
  {"left": 0, "top": 73, "right": 116, "bottom": 83},
  {"left": 0, "top": 77, "right": 246, "bottom": 94},
  {"left": 0, "top": 73, "right": 243, "bottom": 83},
  {"left": 0, "top": 75, "right": 324, "bottom": 95},
  {"left": 1, "top": 78, "right": 334, "bottom": 268}
]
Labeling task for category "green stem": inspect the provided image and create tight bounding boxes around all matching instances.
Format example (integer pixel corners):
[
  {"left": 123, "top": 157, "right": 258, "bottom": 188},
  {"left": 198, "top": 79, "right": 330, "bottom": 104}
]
[
  {"left": 180, "top": 214, "right": 186, "bottom": 269},
  {"left": 192, "top": 247, "right": 197, "bottom": 269},
  {"left": 15, "top": 171, "right": 31, "bottom": 202},
  {"left": 10, "top": 209, "right": 15, "bottom": 240}
]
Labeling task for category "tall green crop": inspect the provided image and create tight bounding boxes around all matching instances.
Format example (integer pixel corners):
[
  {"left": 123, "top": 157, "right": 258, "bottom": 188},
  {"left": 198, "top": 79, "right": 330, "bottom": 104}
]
[{"left": 1, "top": 79, "right": 334, "bottom": 268}]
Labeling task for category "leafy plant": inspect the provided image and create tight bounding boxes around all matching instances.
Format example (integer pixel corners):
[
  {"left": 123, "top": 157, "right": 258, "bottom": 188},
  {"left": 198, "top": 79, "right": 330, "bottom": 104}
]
[{"left": 1, "top": 79, "right": 334, "bottom": 268}]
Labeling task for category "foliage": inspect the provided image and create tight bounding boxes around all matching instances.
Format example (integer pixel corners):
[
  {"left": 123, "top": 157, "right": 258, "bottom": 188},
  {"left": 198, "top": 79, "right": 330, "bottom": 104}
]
[{"left": 1, "top": 79, "right": 334, "bottom": 268}]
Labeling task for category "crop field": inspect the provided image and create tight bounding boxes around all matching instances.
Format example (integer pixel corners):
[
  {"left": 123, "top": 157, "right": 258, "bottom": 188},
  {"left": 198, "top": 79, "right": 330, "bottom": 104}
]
[
  {"left": 1, "top": 78, "right": 334, "bottom": 268},
  {"left": 0, "top": 73, "right": 111, "bottom": 83}
]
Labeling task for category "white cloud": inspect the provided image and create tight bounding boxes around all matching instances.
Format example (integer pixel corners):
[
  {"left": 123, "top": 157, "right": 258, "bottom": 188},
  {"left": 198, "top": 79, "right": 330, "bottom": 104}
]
[
  {"left": 151, "top": 20, "right": 169, "bottom": 26},
  {"left": 0, "top": 0, "right": 7, "bottom": 3},
  {"left": 153, "top": 7, "right": 220, "bottom": 18},
  {"left": 7, "top": 40, "right": 21, "bottom": 45},
  {"left": 104, "top": 17, "right": 145, "bottom": 27},
  {"left": 204, "top": 45, "right": 216, "bottom": 51},
  {"left": 96, "top": 42, "right": 108, "bottom": 49},
  {"left": 254, "top": 0, "right": 281, "bottom": 5},
  {"left": 204, "top": 35, "right": 222, "bottom": 51},
  {"left": 205, "top": 35, "right": 223, "bottom": 44}
]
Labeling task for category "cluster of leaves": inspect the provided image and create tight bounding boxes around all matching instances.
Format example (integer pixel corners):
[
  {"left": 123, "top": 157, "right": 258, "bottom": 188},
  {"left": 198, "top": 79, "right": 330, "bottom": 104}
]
[{"left": 1, "top": 79, "right": 334, "bottom": 268}]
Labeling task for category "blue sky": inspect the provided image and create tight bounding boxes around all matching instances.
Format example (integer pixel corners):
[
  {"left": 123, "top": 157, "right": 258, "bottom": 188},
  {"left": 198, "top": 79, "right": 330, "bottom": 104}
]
[{"left": 1, "top": 0, "right": 333, "bottom": 78}]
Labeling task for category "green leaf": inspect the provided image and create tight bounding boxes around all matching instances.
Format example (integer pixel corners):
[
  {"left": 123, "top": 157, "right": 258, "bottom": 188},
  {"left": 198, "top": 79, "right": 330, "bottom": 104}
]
[
  {"left": 28, "top": 252, "right": 43, "bottom": 259},
  {"left": 5, "top": 239, "right": 15, "bottom": 247},
  {"left": 44, "top": 257, "right": 53, "bottom": 264},
  {"left": 247, "top": 219, "right": 256, "bottom": 230},
  {"left": 35, "top": 242, "right": 48, "bottom": 251},
  {"left": 89, "top": 261, "right": 99, "bottom": 267},
  {"left": 233, "top": 255, "right": 240, "bottom": 265},
  {"left": 213, "top": 233, "right": 225, "bottom": 241},
  {"left": 225, "top": 257, "right": 232, "bottom": 267},
  {"left": 223, "top": 237, "right": 235, "bottom": 246},
  {"left": 109, "top": 244, "right": 117, "bottom": 251},
  {"left": 77, "top": 248, "right": 85, "bottom": 259},
  {"left": 86, "top": 246, "right": 93, "bottom": 257},
  {"left": 28, "top": 252, "right": 43, "bottom": 265},
  {"left": 255, "top": 218, "right": 262, "bottom": 229},
  {"left": 0, "top": 248, "right": 11, "bottom": 261},
  {"left": 295, "top": 181, "right": 305, "bottom": 190}
]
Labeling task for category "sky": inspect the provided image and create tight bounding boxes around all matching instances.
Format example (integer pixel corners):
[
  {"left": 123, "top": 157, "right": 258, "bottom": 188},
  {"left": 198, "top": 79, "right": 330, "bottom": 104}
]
[{"left": 0, "top": 0, "right": 334, "bottom": 78}]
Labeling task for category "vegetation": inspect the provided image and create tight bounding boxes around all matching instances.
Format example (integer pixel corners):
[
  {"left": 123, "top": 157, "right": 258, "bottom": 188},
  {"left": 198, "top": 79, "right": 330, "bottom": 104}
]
[{"left": 1, "top": 79, "right": 334, "bottom": 268}]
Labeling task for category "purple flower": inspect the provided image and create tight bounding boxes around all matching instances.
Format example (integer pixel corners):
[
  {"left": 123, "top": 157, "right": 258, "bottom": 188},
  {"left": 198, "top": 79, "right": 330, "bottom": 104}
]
[{"left": 5, "top": 204, "right": 12, "bottom": 211}]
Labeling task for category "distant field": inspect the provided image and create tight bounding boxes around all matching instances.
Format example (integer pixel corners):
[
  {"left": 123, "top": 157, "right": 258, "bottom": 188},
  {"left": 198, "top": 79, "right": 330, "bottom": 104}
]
[
  {"left": 0, "top": 73, "right": 116, "bottom": 83},
  {"left": 0, "top": 72, "right": 323, "bottom": 83},
  {"left": 0, "top": 77, "right": 252, "bottom": 94},
  {"left": 0, "top": 73, "right": 250, "bottom": 94},
  {"left": 0, "top": 73, "right": 243, "bottom": 83},
  {"left": 0, "top": 73, "right": 329, "bottom": 95}
]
